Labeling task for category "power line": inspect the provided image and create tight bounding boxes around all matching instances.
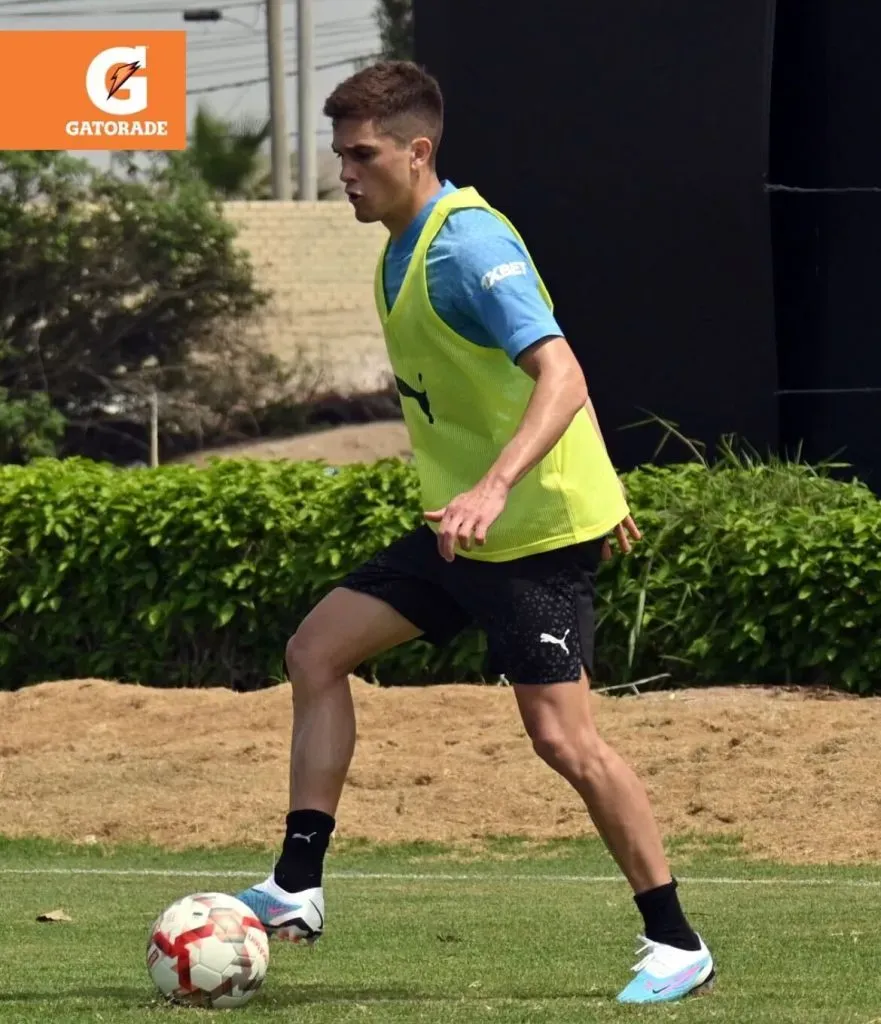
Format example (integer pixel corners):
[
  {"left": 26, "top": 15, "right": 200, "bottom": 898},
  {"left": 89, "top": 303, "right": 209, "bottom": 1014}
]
[
  {"left": 187, "top": 22, "right": 376, "bottom": 62},
  {"left": 291, "top": 127, "right": 334, "bottom": 139},
  {"left": 0, "top": 0, "right": 126, "bottom": 5},
  {"left": 0, "top": 0, "right": 259, "bottom": 13},
  {"left": 766, "top": 184, "right": 881, "bottom": 194},
  {"left": 189, "top": 33, "right": 376, "bottom": 62},
  {"left": 0, "top": 0, "right": 257, "bottom": 8},
  {"left": 187, "top": 17, "right": 374, "bottom": 50},
  {"left": 190, "top": 46, "right": 372, "bottom": 83},
  {"left": 0, "top": 0, "right": 372, "bottom": 8},
  {"left": 181, "top": 126, "right": 337, "bottom": 139},
  {"left": 189, "top": 14, "right": 370, "bottom": 39},
  {"left": 186, "top": 52, "right": 377, "bottom": 96},
  {"left": 776, "top": 387, "right": 881, "bottom": 396},
  {"left": 0, "top": 0, "right": 152, "bottom": 5},
  {"left": 188, "top": 39, "right": 376, "bottom": 80}
]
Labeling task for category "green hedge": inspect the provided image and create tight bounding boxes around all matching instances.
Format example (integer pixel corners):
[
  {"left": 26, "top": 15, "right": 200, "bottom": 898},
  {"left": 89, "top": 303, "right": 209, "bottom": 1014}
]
[{"left": 1, "top": 455, "right": 880, "bottom": 692}]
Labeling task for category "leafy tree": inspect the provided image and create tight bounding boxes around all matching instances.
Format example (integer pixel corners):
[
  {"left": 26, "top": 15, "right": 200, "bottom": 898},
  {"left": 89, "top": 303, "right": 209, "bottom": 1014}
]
[
  {"left": 0, "top": 388, "right": 65, "bottom": 463},
  {"left": 166, "top": 105, "right": 340, "bottom": 200},
  {"left": 375, "top": 0, "right": 413, "bottom": 60},
  {"left": 182, "top": 106, "right": 271, "bottom": 199},
  {"left": 0, "top": 150, "right": 276, "bottom": 463}
]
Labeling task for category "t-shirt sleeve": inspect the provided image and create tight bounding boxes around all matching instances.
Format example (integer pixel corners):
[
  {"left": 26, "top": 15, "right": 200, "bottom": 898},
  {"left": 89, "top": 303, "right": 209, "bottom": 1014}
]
[{"left": 436, "top": 211, "right": 565, "bottom": 362}]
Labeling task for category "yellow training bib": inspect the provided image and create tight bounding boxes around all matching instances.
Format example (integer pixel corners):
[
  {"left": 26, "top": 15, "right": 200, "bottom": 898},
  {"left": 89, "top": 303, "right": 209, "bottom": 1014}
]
[{"left": 375, "top": 186, "right": 628, "bottom": 561}]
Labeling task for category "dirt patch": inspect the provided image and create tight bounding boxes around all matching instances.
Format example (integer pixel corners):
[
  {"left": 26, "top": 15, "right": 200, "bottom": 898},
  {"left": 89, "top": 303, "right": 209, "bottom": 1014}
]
[
  {"left": 174, "top": 421, "right": 412, "bottom": 467},
  {"left": 1, "top": 679, "right": 879, "bottom": 865}
]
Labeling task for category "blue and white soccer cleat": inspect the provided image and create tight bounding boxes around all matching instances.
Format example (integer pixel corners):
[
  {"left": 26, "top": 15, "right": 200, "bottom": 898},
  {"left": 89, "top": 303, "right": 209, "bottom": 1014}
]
[
  {"left": 234, "top": 876, "right": 325, "bottom": 945},
  {"left": 616, "top": 934, "right": 715, "bottom": 1004}
]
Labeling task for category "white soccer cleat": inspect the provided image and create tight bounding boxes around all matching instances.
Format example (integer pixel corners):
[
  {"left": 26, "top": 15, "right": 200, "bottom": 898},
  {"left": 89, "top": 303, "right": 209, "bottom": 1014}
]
[
  {"left": 234, "top": 876, "right": 325, "bottom": 945},
  {"left": 616, "top": 933, "right": 715, "bottom": 1003}
]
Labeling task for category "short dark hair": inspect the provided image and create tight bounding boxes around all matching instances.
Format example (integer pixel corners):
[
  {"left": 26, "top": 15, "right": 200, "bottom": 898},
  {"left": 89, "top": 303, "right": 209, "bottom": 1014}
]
[{"left": 323, "top": 60, "right": 444, "bottom": 162}]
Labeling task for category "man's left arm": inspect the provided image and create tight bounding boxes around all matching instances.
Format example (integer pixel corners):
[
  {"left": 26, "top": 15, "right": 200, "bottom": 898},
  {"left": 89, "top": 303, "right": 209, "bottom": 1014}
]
[
  {"left": 423, "top": 221, "right": 636, "bottom": 560},
  {"left": 484, "top": 336, "right": 587, "bottom": 490},
  {"left": 428, "top": 339, "right": 639, "bottom": 561}
]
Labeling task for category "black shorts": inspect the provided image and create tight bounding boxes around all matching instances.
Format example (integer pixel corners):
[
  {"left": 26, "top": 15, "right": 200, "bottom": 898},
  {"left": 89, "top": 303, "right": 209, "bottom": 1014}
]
[{"left": 338, "top": 525, "right": 605, "bottom": 685}]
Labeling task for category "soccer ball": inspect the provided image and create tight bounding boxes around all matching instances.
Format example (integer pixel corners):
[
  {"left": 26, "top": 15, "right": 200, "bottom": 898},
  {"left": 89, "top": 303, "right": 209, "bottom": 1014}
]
[{"left": 146, "top": 892, "right": 269, "bottom": 1009}]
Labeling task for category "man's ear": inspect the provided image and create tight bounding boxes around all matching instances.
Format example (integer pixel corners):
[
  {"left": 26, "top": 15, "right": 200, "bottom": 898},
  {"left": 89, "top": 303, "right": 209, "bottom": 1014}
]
[{"left": 411, "top": 136, "right": 433, "bottom": 170}]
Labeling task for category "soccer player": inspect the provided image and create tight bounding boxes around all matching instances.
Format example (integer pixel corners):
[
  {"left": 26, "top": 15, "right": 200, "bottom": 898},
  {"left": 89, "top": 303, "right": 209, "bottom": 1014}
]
[{"left": 238, "top": 60, "right": 715, "bottom": 1005}]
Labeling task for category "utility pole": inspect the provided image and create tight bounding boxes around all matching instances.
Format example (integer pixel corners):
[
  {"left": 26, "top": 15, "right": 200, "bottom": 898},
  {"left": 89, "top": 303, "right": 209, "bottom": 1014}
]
[
  {"left": 266, "top": 0, "right": 291, "bottom": 199},
  {"left": 297, "top": 0, "right": 317, "bottom": 200},
  {"left": 149, "top": 389, "right": 159, "bottom": 468},
  {"left": 184, "top": 5, "right": 290, "bottom": 200}
]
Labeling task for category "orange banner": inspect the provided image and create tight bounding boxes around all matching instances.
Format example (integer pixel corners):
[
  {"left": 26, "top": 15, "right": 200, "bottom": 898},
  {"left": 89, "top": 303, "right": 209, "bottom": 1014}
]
[{"left": 0, "top": 31, "right": 187, "bottom": 150}]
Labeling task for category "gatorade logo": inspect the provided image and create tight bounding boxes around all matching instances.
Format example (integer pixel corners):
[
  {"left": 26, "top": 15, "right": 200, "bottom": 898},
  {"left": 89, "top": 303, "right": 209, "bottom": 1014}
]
[{"left": 86, "top": 47, "right": 148, "bottom": 115}]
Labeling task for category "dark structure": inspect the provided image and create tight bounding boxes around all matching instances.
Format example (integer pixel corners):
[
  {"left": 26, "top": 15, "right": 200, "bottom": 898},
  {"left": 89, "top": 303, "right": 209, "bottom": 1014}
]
[{"left": 414, "top": 0, "right": 881, "bottom": 487}]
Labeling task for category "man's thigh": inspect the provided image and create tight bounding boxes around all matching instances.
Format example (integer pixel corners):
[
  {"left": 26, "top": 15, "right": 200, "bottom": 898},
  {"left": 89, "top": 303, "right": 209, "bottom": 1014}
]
[
  {"left": 293, "top": 586, "right": 424, "bottom": 676},
  {"left": 336, "top": 526, "right": 471, "bottom": 649},
  {"left": 446, "top": 538, "right": 605, "bottom": 685}
]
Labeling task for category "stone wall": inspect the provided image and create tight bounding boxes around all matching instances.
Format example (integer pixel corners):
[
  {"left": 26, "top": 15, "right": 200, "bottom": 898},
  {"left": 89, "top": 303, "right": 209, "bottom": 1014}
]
[{"left": 223, "top": 200, "right": 391, "bottom": 394}]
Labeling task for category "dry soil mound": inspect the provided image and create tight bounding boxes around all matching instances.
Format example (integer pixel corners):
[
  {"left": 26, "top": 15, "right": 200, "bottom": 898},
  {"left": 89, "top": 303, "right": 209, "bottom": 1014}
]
[{"left": 1, "top": 679, "right": 878, "bottom": 864}]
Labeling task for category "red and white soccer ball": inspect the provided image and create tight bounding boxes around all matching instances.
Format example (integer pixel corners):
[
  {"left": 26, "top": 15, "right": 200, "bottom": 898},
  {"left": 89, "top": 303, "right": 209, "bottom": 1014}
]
[{"left": 146, "top": 892, "right": 270, "bottom": 1009}]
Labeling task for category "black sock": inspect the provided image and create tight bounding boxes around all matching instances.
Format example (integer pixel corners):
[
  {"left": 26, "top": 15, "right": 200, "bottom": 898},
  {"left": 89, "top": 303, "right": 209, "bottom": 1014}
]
[
  {"left": 272, "top": 809, "right": 335, "bottom": 893},
  {"left": 634, "top": 877, "right": 701, "bottom": 951}
]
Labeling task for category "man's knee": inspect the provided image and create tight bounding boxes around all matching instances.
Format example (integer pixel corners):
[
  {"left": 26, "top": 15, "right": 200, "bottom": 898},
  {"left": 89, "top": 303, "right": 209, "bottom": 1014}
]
[
  {"left": 529, "top": 726, "right": 576, "bottom": 772},
  {"left": 528, "top": 720, "right": 604, "bottom": 779},
  {"left": 285, "top": 628, "right": 350, "bottom": 689}
]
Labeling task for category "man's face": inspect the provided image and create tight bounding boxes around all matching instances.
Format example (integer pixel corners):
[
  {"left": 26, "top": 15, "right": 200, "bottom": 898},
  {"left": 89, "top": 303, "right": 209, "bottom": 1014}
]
[{"left": 332, "top": 118, "right": 415, "bottom": 224}]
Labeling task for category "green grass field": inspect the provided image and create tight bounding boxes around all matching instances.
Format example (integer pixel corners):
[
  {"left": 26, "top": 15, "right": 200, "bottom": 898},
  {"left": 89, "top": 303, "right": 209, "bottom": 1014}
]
[{"left": 2, "top": 834, "right": 880, "bottom": 1023}]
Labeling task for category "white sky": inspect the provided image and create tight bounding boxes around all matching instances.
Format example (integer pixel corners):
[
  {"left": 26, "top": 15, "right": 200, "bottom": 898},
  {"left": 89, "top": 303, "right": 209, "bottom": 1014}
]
[{"left": 0, "top": 0, "right": 381, "bottom": 169}]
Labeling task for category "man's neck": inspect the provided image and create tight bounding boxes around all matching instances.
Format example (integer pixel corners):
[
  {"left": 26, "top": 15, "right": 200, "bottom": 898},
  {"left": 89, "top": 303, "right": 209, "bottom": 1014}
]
[{"left": 384, "top": 175, "right": 444, "bottom": 241}]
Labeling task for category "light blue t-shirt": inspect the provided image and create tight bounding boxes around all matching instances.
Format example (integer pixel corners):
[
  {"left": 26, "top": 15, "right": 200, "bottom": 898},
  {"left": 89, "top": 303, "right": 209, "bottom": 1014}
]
[{"left": 382, "top": 181, "right": 564, "bottom": 362}]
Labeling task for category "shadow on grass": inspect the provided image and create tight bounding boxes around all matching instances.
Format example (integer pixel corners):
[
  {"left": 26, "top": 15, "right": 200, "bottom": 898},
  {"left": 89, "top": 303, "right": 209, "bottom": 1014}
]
[
  {"left": 264, "top": 981, "right": 616, "bottom": 1007},
  {"left": 0, "top": 981, "right": 617, "bottom": 1009},
  {"left": 0, "top": 986, "right": 151, "bottom": 1005},
  {"left": 0, "top": 983, "right": 423, "bottom": 1008}
]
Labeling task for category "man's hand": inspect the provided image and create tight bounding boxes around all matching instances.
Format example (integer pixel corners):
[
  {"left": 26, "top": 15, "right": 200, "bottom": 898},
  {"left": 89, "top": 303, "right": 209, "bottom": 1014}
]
[
  {"left": 600, "top": 476, "right": 641, "bottom": 561},
  {"left": 424, "top": 478, "right": 510, "bottom": 562},
  {"left": 601, "top": 514, "right": 642, "bottom": 561}
]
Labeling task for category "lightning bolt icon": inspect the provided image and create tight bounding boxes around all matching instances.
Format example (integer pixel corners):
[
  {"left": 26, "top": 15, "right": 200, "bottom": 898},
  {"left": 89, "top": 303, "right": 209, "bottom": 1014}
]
[{"left": 107, "top": 60, "right": 141, "bottom": 100}]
